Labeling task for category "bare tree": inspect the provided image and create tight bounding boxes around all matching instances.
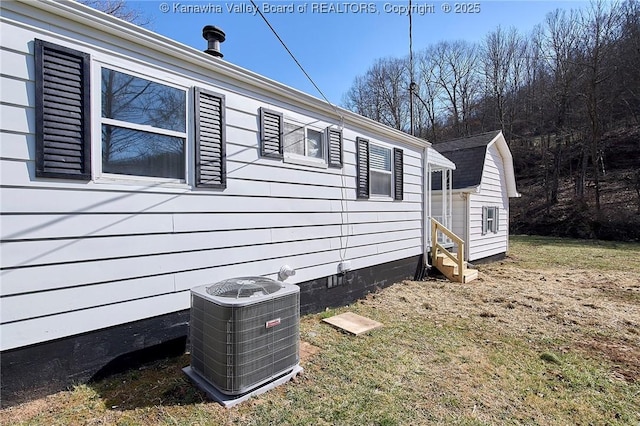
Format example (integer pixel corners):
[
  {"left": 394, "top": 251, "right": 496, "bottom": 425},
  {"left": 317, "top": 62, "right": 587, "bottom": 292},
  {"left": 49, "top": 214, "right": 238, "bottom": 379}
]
[
  {"left": 414, "top": 48, "right": 445, "bottom": 141},
  {"left": 616, "top": 0, "right": 640, "bottom": 124},
  {"left": 519, "top": 27, "right": 545, "bottom": 136},
  {"left": 343, "top": 57, "right": 411, "bottom": 132},
  {"left": 373, "top": 58, "right": 411, "bottom": 131},
  {"left": 577, "top": 0, "right": 623, "bottom": 211},
  {"left": 342, "top": 75, "right": 382, "bottom": 123},
  {"left": 79, "top": 0, "right": 152, "bottom": 26},
  {"left": 535, "top": 8, "right": 583, "bottom": 203},
  {"left": 342, "top": 0, "right": 639, "bottom": 199},
  {"left": 429, "top": 41, "right": 480, "bottom": 137},
  {"left": 482, "top": 26, "right": 527, "bottom": 140}
]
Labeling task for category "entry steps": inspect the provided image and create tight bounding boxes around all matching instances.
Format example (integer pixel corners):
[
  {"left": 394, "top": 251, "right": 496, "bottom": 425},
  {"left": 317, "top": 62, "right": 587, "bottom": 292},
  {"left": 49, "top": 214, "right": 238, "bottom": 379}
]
[{"left": 433, "top": 252, "right": 478, "bottom": 283}]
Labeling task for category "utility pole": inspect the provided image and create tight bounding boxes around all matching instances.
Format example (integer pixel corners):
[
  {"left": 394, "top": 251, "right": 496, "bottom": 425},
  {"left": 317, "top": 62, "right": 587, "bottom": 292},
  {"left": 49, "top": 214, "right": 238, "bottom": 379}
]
[{"left": 409, "top": 0, "right": 415, "bottom": 137}]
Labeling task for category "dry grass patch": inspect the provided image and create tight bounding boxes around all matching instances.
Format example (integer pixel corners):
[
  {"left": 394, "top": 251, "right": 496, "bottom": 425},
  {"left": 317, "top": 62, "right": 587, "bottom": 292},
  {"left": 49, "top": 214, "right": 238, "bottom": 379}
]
[{"left": 2, "top": 236, "right": 639, "bottom": 425}]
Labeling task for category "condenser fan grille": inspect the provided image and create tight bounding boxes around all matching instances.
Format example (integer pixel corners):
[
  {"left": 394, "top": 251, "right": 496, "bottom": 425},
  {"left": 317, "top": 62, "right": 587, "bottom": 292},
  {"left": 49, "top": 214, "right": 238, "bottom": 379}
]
[{"left": 206, "top": 277, "right": 283, "bottom": 298}]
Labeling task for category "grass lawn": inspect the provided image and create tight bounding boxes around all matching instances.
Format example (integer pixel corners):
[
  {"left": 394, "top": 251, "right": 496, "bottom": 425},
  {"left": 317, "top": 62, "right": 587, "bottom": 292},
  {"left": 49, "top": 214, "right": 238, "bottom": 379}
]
[{"left": 2, "top": 236, "right": 639, "bottom": 425}]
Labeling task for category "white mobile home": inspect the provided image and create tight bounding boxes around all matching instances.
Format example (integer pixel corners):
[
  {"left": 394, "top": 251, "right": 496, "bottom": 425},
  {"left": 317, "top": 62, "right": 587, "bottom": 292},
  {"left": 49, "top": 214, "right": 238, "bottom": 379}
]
[
  {"left": 0, "top": 0, "right": 455, "bottom": 405},
  {"left": 432, "top": 131, "right": 520, "bottom": 262}
]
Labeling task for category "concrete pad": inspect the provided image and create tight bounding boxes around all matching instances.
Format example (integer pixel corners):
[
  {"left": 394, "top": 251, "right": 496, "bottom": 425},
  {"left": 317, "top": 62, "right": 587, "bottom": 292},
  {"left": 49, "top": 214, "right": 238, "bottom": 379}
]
[
  {"left": 182, "top": 365, "right": 303, "bottom": 409},
  {"left": 322, "top": 312, "right": 383, "bottom": 335}
]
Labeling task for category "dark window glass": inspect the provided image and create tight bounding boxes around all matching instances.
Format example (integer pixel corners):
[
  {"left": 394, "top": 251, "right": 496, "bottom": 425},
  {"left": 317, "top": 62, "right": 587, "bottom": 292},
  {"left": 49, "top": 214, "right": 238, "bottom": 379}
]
[
  {"left": 102, "top": 125, "right": 185, "bottom": 179},
  {"left": 371, "top": 171, "right": 392, "bottom": 196},
  {"left": 101, "top": 68, "right": 186, "bottom": 179},
  {"left": 102, "top": 68, "right": 186, "bottom": 132}
]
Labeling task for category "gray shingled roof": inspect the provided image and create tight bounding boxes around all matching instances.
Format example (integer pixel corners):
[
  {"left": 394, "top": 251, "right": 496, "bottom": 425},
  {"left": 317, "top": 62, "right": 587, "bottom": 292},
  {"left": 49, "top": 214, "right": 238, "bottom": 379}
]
[{"left": 432, "top": 131, "right": 501, "bottom": 190}]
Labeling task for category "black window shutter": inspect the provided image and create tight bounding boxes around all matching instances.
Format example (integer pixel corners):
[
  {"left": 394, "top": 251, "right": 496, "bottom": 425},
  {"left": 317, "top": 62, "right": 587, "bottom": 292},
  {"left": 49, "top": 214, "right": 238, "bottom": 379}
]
[
  {"left": 393, "top": 148, "right": 403, "bottom": 201},
  {"left": 356, "top": 137, "right": 369, "bottom": 199},
  {"left": 327, "top": 128, "right": 343, "bottom": 168},
  {"left": 195, "top": 88, "right": 226, "bottom": 188},
  {"left": 259, "top": 108, "right": 283, "bottom": 158},
  {"left": 35, "top": 39, "right": 91, "bottom": 180}
]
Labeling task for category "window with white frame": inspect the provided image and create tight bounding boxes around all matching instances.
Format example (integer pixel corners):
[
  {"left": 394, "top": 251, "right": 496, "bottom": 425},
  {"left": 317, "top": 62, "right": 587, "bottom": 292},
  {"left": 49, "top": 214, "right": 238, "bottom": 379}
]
[
  {"left": 259, "top": 108, "right": 343, "bottom": 168},
  {"left": 370, "top": 144, "right": 393, "bottom": 197},
  {"left": 283, "top": 121, "right": 325, "bottom": 161},
  {"left": 35, "top": 40, "right": 228, "bottom": 187},
  {"left": 101, "top": 68, "right": 187, "bottom": 180},
  {"left": 482, "top": 206, "right": 500, "bottom": 234},
  {"left": 355, "top": 138, "right": 403, "bottom": 200}
]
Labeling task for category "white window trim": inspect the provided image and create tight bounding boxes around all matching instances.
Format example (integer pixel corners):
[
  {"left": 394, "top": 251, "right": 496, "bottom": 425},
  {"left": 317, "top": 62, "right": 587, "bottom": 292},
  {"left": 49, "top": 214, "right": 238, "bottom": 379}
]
[
  {"left": 282, "top": 118, "right": 328, "bottom": 169},
  {"left": 101, "top": 117, "right": 187, "bottom": 139},
  {"left": 487, "top": 208, "right": 496, "bottom": 232},
  {"left": 483, "top": 206, "right": 499, "bottom": 235},
  {"left": 92, "top": 62, "right": 190, "bottom": 186},
  {"left": 369, "top": 143, "right": 394, "bottom": 200}
]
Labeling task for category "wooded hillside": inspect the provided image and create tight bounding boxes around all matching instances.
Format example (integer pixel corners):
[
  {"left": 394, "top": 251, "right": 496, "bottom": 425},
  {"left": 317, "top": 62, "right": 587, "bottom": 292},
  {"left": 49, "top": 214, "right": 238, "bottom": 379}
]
[{"left": 344, "top": 0, "right": 640, "bottom": 241}]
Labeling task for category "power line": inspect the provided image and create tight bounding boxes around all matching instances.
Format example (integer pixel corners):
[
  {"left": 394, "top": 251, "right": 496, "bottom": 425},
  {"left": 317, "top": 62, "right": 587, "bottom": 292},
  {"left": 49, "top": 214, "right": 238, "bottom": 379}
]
[
  {"left": 249, "top": 0, "right": 339, "bottom": 116},
  {"left": 248, "top": 0, "right": 350, "bottom": 263}
]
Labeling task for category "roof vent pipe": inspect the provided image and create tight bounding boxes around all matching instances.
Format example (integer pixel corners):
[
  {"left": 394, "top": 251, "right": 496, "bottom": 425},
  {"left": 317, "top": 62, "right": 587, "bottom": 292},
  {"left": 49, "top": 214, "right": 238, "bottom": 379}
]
[{"left": 202, "top": 25, "right": 225, "bottom": 58}]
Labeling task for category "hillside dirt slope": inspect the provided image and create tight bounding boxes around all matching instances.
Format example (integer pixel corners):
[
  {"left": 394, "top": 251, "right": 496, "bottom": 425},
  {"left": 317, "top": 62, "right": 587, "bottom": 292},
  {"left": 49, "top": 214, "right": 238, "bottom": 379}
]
[{"left": 511, "top": 126, "right": 640, "bottom": 241}]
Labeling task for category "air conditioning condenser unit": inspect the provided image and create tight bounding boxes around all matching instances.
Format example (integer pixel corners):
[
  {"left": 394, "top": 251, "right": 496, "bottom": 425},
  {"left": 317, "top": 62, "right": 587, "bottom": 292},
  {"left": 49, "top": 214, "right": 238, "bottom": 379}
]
[{"left": 183, "top": 276, "right": 302, "bottom": 407}]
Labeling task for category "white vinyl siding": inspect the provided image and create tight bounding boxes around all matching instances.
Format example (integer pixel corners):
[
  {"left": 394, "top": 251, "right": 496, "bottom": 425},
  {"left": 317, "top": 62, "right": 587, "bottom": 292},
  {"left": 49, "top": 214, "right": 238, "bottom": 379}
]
[
  {"left": 0, "top": 2, "right": 425, "bottom": 351},
  {"left": 467, "top": 144, "right": 509, "bottom": 261}
]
